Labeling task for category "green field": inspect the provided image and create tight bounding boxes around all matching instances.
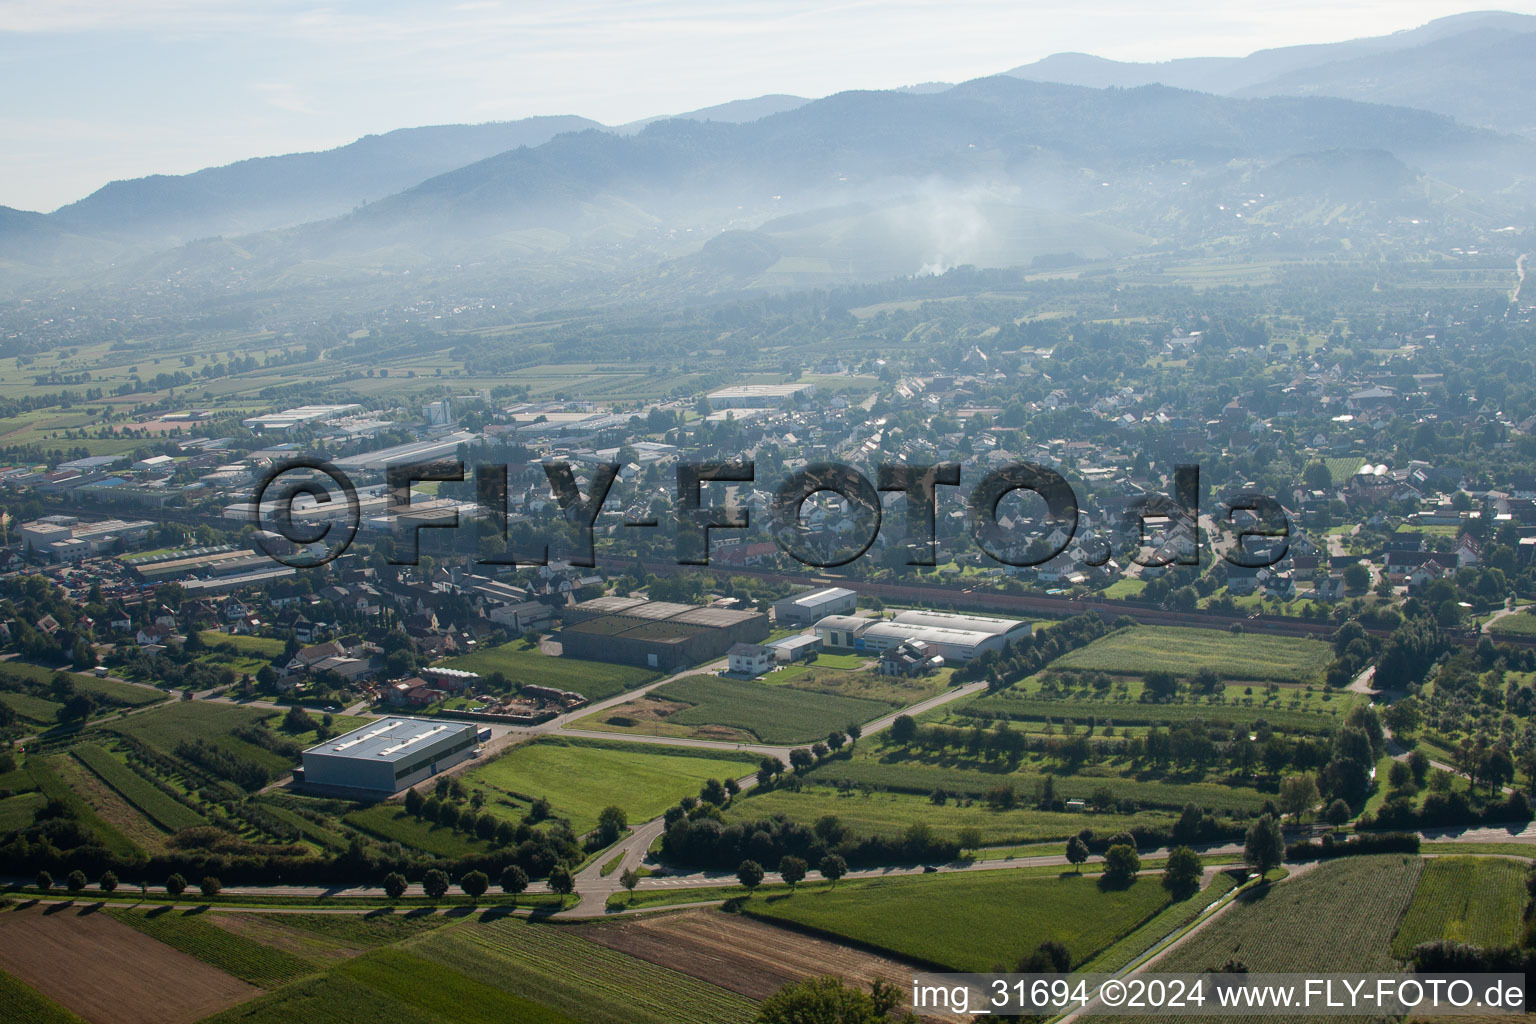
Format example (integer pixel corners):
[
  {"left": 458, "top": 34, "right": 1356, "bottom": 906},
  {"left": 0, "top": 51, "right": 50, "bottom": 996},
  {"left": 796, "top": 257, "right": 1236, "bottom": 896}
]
[
  {"left": 72, "top": 742, "right": 206, "bottom": 832},
  {"left": 198, "top": 631, "right": 287, "bottom": 657},
  {"left": 743, "top": 869, "right": 1172, "bottom": 971},
  {"left": 412, "top": 915, "right": 757, "bottom": 1024},
  {"left": 1487, "top": 612, "right": 1536, "bottom": 637},
  {"left": 106, "top": 700, "right": 294, "bottom": 775},
  {"left": 0, "top": 792, "right": 46, "bottom": 833},
  {"left": 343, "top": 804, "right": 494, "bottom": 859},
  {"left": 0, "top": 970, "right": 88, "bottom": 1024},
  {"left": 1391, "top": 857, "right": 1527, "bottom": 956},
  {"left": 1082, "top": 871, "right": 1243, "bottom": 973},
  {"left": 0, "top": 691, "right": 63, "bottom": 723},
  {"left": 111, "top": 908, "right": 316, "bottom": 986},
  {"left": 966, "top": 684, "right": 1355, "bottom": 736},
  {"left": 1054, "top": 626, "right": 1331, "bottom": 684},
  {"left": 461, "top": 738, "right": 760, "bottom": 834},
  {"left": 649, "top": 674, "right": 894, "bottom": 744},
  {"left": 728, "top": 784, "right": 1180, "bottom": 844},
  {"left": 803, "top": 747, "right": 1270, "bottom": 814},
  {"left": 1154, "top": 855, "right": 1422, "bottom": 975},
  {"left": 441, "top": 641, "right": 659, "bottom": 701}
]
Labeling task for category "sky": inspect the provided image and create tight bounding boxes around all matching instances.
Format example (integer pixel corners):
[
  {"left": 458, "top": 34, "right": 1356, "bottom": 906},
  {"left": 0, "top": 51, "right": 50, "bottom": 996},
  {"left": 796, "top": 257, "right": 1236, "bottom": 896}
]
[{"left": 1, "top": 0, "right": 1532, "bottom": 212}]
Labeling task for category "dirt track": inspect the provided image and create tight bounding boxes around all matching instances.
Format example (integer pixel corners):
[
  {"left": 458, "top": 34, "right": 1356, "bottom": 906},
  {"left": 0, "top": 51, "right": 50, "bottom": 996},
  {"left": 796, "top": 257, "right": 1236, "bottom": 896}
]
[{"left": 0, "top": 903, "right": 259, "bottom": 1024}]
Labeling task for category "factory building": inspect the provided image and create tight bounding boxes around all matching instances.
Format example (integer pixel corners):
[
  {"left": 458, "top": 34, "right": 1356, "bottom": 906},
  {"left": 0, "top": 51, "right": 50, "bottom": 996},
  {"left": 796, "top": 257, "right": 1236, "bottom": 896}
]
[
  {"left": 771, "top": 586, "right": 858, "bottom": 627},
  {"left": 297, "top": 717, "right": 478, "bottom": 796},
  {"left": 813, "top": 609, "right": 1030, "bottom": 662},
  {"left": 560, "top": 596, "right": 769, "bottom": 671}
]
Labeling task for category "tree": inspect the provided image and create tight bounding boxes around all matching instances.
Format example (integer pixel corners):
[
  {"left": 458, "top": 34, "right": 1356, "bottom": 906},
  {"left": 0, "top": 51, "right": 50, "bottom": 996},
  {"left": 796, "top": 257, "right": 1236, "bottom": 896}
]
[
  {"left": 1278, "top": 774, "right": 1320, "bottom": 822},
  {"left": 700, "top": 778, "right": 728, "bottom": 806},
  {"left": 99, "top": 870, "right": 118, "bottom": 893},
  {"left": 1342, "top": 563, "right": 1370, "bottom": 592},
  {"left": 790, "top": 748, "right": 815, "bottom": 772},
  {"left": 404, "top": 787, "right": 424, "bottom": 816},
  {"left": 1143, "top": 670, "right": 1179, "bottom": 701},
  {"left": 890, "top": 714, "right": 917, "bottom": 744},
  {"left": 382, "top": 872, "right": 408, "bottom": 899},
  {"left": 1325, "top": 799, "right": 1351, "bottom": 826},
  {"left": 620, "top": 868, "right": 640, "bottom": 901},
  {"left": 956, "top": 826, "right": 982, "bottom": 852},
  {"left": 1408, "top": 750, "right": 1430, "bottom": 786},
  {"left": 1244, "top": 814, "right": 1286, "bottom": 876},
  {"left": 1163, "top": 846, "right": 1203, "bottom": 894},
  {"left": 756, "top": 975, "right": 917, "bottom": 1024},
  {"left": 199, "top": 876, "right": 221, "bottom": 898},
  {"left": 737, "top": 859, "right": 766, "bottom": 891},
  {"left": 422, "top": 868, "right": 450, "bottom": 900},
  {"left": 65, "top": 869, "right": 87, "bottom": 894},
  {"left": 596, "top": 805, "right": 628, "bottom": 843},
  {"left": 547, "top": 865, "right": 576, "bottom": 897},
  {"left": 165, "top": 873, "right": 186, "bottom": 896},
  {"left": 500, "top": 864, "right": 529, "bottom": 899},
  {"left": 459, "top": 870, "right": 489, "bottom": 898},
  {"left": 779, "top": 855, "right": 808, "bottom": 889},
  {"left": 819, "top": 854, "right": 847, "bottom": 887},
  {"left": 1019, "top": 940, "right": 1071, "bottom": 973},
  {"left": 1102, "top": 844, "right": 1141, "bottom": 886},
  {"left": 1066, "top": 835, "right": 1090, "bottom": 872},
  {"left": 35, "top": 870, "right": 52, "bottom": 892}
]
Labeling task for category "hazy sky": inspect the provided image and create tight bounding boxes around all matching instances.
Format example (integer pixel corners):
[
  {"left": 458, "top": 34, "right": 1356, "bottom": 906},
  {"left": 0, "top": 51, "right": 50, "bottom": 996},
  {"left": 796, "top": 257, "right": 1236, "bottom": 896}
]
[{"left": 2, "top": 0, "right": 1531, "bottom": 212}]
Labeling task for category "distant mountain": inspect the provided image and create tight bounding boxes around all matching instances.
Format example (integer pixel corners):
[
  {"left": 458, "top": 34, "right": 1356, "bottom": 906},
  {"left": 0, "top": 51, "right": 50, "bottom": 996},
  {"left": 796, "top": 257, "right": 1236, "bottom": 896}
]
[
  {"left": 48, "top": 116, "right": 602, "bottom": 243},
  {"left": 1233, "top": 28, "right": 1536, "bottom": 137},
  {"left": 618, "top": 94, "right": 812, "bottom": 133},
  {"left": 1006, "top": 11, "right": 1536, "bottom": 131},
  {"left": 247, "top": 76, "right": 1527, "bottom": 282}
]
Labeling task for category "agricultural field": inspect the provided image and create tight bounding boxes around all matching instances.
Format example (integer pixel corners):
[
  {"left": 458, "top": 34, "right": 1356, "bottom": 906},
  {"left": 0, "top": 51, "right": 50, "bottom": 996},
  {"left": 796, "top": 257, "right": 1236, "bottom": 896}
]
[
  {"left": 1053, "top": 626, "right": 1331, "bottom": 684},
  {"left": 410, "top": 914, "right": 758, "bottom": 1024},
  {"left": 802, "top": 744, "right": 1271, "bottom": 815},
  {"left": 440, "top": 640, "right": 659, "bottom": 701},
  {"left": 462, "top": 737, "right": 760, "bottom": 834},
  {"left": 1082, "top": 870, "right": 1243, "bottom": 973},
  {"left": 107, "top": 700, "right": 290, "bottom": 770},
  {"left": 1391, "top": 857, "right": 1528, "bottom": 956},
  {"left": 585, "top": 674, "right": 894, "bottom": 744},
  {"left": 25, "top": 756, "right": 142, "bottom": 858},
  {"left": 50, "top": 753, "right": 173, "bottom": 854},
  {"left": 110, "top": 909, "right": 315, "bottom": 987},
  {"left": 1155, "top": 855, "right": 1423, "bottom": 975},
  {"left": 211, "top": 912, "right": 451, "bottom": 958},
  {"left": 342, "top": 803, "right": 494, "bottom": 859},
  {"left": 0, "top": 970, "right": 89, "bottom": 1024},
  {"left": 743, "top": 869, "right": 1172, "bottom": 971},
  {"left": 195, "top": 971, "right": 455, "bottom": 1024},
  {"left": 963, "top": 675, "right": 1357, "bottom": 736},
  {"left": 0, "top": 904, "right": 258, "bottom": 1024},
  {"left": 1487, "top": 611, "right": 1536, "bottom": 637},
  {"left": 581, "top": 908, "right": 921, "bottom": 1002},
  {"left": 0, "top": 791, "right": 46, "bottom": 832},
  {"left": 764, "top": 660, "right": 949, "bottom": 706},
  {"left": 727, "top": 784, "right": 1181, "bottom": 845},
  {"left": 73, "top": 742, "right": 206, "bottom": 832}
]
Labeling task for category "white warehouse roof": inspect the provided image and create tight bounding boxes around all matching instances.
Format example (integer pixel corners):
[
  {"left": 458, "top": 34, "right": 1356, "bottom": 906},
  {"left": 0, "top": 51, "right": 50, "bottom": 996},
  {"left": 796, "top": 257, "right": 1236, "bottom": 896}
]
[{"left": 304, "top": 717, "right": 472, "bottom": 764}]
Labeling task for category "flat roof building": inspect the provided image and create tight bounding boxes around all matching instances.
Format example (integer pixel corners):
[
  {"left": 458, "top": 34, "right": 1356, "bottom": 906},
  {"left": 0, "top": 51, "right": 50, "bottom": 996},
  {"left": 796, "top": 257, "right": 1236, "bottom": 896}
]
[
  {"left": 772, "top": 586, "right": 857, "bottom": 627},
  {"left": 706, "top": 382, "right": 816, "bottom": 409},
  {"left": 298, "top": 717, "right": 478, "bottom": 795},
  {"left": 813, "top": 609, "right": 1030, "bottom": 662}
]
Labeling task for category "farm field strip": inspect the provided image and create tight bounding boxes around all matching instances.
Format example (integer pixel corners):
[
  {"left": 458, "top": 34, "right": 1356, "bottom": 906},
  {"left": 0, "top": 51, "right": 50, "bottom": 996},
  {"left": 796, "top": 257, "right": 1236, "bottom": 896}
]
[
  {"left": 411, "top": 916, "right": 758, "bottom": 1024},
  {"left": 650, "top": 674, "right": 896, "bottom": 744},
  {"left": 110, "top": 909, "right": 317, "bottom": 986},
  {"left": 73, "top": 742, "right": 206, "bottom": 832},
  {"left": 1054, "top": 626, "right": 1330, "bottom": 684},
  {"left": 1391, "top": 856, "right": 1527, "bottom": 956}
]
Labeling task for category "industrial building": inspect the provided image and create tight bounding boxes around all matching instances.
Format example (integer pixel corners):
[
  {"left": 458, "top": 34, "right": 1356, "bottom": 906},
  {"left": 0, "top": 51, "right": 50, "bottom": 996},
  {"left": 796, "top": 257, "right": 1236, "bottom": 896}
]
[
  {"left": 813, "top": 609, "right": 1030, "bottom": 662},
  {"left": 296, "top": 717, "right": 478, "bottom": 795},
  {"left": 705, "top": 382, "right": 816, "bottom": 409},
  {"left": 19, "top": 515, "right": 155, "bottom": 561},
  {"left": 560, "top": 596, "right": 769, "bottom": 671},
  {"left": 772, "top": 586, "right": 858, "bottom": 627}
]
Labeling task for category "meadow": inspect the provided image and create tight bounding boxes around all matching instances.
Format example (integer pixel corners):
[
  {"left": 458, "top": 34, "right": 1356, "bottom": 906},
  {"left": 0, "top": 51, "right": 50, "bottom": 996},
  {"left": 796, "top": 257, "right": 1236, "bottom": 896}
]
[
  {"left": 106, "top": 700, "right": 293, "bottom": 773},
  {"left": 342, "top": 803, "right": 494, "bottom": 859},
  {"left": 1391, "top": 856, "right": 1528, "bottom": 957},
  {"left": 461, "top": 737, "right": 760, "bottom": 834},
  {"left": 441, "top": 641, "right": 660, "bottom": 701},
  {"left": 964, "top": 685, "right": 1355, "bottom": 736},
  {"left": 0, "top": 970, "right": 88, "bottom": 1024},
  {"left": 649, "top": 674, "right": 895, "bottom": 744},
  {"left": 742, "top": 869, "right": 1172, "bottom": 971},
  {"left": 1053, "top": 626, "right": 1331, "bottom": 684}
]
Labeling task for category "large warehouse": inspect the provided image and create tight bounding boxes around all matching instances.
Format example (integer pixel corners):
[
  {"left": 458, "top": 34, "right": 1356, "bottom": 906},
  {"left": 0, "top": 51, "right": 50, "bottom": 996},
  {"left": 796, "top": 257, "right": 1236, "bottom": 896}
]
[
  {"left": 813, "top": 609, "right": 1030, "bottom": 662},
  {"left": 560, "top": 596, "right": 769, "bottom": 671},
  {"left": 297, "top": 717, "right": 478, "bottom": 796},
  {"left": 772, "top": 586, "right": 858, "bottom": 627}
]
